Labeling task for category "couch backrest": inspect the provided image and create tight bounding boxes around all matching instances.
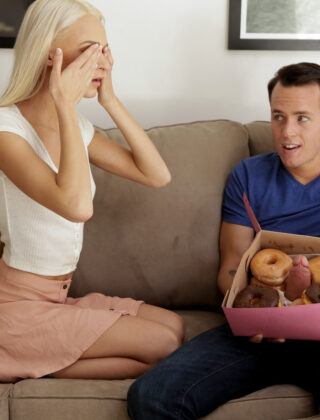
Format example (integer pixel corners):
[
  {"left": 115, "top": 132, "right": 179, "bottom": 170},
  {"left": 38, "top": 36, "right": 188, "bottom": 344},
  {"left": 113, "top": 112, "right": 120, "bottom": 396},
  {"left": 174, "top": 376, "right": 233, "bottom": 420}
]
[
  {"left": 71, "top": 120, "right": 273, "bottom": 308},
  {"left": 245, "top": 121, "right": 274, "bottom": 156}
]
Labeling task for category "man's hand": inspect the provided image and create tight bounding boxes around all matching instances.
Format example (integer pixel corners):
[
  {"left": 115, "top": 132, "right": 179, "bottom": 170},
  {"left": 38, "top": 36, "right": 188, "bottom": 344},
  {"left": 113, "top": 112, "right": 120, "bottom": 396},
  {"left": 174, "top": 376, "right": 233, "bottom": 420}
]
[{"left": 250, "top": 334, "right": 285, "bottom": 344}]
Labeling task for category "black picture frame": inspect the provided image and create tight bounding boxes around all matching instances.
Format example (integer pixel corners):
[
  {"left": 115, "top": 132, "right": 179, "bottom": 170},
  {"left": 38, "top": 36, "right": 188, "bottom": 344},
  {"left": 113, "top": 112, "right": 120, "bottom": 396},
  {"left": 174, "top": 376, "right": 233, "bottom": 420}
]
[
  {"left": 0, "top": 0, "right": 35, "bottom": 48},
  {"left": 228, "top": 0, "right": 320, "bottom": 51}
]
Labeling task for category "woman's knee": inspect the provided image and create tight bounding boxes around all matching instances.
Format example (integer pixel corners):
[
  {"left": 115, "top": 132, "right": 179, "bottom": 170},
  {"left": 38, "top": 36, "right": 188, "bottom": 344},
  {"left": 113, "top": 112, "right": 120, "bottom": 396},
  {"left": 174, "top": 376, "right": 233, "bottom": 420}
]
[
  {"left": 164, "top": 311, "right": 186, "bottom": 344},
  {"left": 138, "top": 304, "right": 186, "bottom": 344},
  {"left": 145, "top": 326, "right": 181, "bottom": 365},
  {"left": 162, "top": 327, "right": 181, "bottom": 356}
]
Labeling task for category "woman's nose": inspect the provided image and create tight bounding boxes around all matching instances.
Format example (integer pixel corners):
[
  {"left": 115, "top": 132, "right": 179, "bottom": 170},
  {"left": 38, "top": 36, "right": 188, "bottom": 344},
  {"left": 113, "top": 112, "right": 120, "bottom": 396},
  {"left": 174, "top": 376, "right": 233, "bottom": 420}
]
[{"left": 97, "top": 55, "right": 106, "bottom": 70}]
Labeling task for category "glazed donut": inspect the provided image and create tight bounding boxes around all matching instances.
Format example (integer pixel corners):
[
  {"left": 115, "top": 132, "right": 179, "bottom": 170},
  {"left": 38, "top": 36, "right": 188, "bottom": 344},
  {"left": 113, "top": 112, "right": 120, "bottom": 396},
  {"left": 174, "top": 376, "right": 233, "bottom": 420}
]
[
  {"left": 301, "top": 284, "right": 320, "bottom": 304},
  {"left": 250, "top": 276, "right": 285, "bottom": 291},
  {"left": 250, "top": 248, "right": 292, "bottom": 287},
  {"left": 291, "top": 298, "right": 303, "bottom": 306},
  {"left": 233, "top": 284, "right": 280, "bottom": 308},
  {"left": 309, "top": 256, "right": 320, "bottom": 285}
]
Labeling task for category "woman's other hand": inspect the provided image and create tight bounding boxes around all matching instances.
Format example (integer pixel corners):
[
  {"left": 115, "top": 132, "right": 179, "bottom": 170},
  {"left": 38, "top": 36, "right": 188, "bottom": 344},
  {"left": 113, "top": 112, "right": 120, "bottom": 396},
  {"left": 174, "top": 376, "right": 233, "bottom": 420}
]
[{"left": 97, "top": 45, "right": 115, "bottom": 107}]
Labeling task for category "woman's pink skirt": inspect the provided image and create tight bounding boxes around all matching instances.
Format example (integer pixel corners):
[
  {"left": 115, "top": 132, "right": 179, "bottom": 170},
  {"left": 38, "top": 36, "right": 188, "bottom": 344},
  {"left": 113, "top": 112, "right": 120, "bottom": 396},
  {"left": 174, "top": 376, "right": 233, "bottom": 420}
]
[{"left": 0, "top": 259, "right": 143, "bottom": 383}]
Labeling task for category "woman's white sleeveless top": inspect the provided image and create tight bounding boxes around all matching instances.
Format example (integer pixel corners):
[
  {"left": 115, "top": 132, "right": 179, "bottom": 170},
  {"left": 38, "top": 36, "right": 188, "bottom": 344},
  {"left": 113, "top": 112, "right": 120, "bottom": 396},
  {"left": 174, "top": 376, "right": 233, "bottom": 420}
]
[{"left": 0, "top": 105, "right": 96, "bottom": 275}]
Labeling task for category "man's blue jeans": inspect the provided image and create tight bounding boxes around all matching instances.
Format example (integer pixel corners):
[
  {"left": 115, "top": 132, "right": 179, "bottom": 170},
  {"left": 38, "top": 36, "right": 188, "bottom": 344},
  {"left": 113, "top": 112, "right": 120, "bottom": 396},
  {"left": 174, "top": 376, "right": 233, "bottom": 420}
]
[{"left": 127, "top": 323, "right": 320, "bottom": 419}]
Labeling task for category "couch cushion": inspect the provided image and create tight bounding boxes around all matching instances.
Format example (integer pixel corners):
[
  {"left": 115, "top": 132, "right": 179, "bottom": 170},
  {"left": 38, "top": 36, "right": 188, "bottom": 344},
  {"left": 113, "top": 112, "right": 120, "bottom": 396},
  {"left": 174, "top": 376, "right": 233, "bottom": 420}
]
[
  {"left": 175, "top": 309, "right": 225, "bottom": 340},
  {"left": 71, "top": 120, "right": 250, "bottom": 308},
  {"left": 202, "top": 385, "right": 315, "bottom": 420},
  {"left": 11, "top": 378, "right": 134, "bottom": 420},
  {"left": 245, "top": 121, "right": 274, "bottom": 156},
  {"left": 291, "top": 416, "right": 320, "bottom": 420},
  {"left": 10, "top": 375, "right": 315, "bottom": 420},
  {"left": 0, "top": 384, "right": 11, "bottom": 420}
]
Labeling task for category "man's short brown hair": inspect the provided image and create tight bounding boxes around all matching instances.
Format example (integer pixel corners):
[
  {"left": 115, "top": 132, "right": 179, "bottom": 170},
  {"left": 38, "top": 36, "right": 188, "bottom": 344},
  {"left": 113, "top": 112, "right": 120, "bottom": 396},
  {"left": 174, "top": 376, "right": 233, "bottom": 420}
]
[{"left": 268, "top": 62, "right": 320, "bottom": 100}]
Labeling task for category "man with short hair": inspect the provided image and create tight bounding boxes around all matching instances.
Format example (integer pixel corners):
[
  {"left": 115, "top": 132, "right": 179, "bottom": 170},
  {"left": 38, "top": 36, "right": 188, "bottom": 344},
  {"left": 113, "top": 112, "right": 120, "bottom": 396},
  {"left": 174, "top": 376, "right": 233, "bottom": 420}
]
[{"left": 127, "top": 62, "right": 320, "bottom": 419}]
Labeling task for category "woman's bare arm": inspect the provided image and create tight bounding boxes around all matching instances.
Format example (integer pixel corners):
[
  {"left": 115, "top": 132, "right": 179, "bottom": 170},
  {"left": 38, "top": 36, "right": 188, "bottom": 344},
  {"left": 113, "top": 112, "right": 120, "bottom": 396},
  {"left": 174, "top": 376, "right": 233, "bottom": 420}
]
[
  {"left": 89, "top": 46, "right": 171, "bottom": 188},
  {"left": 0, "top": 45, "right": 101, "bottom": 222}
]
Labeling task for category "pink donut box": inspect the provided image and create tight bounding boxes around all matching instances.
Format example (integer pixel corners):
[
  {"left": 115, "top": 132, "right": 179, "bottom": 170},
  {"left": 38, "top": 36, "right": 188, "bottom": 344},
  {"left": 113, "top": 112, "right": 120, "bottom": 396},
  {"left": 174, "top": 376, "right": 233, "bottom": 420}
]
[
  {"left": 222, "top": 194, "right": 320, "bottom": 341},
  {"left": 222, "top": 230, "right": 320, "bottom": 340}
]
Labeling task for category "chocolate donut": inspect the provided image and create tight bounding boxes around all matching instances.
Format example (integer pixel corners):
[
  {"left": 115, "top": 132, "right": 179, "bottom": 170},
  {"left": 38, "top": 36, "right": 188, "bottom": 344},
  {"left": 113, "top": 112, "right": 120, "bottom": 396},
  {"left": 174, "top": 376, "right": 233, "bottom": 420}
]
[
  {"left": 233, "top": 284, "right": 280, "bottom": 308},
  {"left": 302, "top": 284, "right": 320, "bottom": 304}
]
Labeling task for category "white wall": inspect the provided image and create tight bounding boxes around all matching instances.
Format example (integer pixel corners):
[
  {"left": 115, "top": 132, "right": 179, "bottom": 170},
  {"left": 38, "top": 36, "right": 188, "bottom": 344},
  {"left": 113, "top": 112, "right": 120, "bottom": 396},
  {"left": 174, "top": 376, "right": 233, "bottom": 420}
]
[{"left": 1, "top": 0, "right": 320, "bottom": 128}]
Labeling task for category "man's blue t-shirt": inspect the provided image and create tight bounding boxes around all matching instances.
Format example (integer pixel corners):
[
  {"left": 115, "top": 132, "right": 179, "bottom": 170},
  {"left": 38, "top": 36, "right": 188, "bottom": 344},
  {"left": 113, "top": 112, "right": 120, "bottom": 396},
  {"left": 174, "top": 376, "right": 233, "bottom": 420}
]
[{"left": 222, "top": 152, "right": 320, "bottom": 237}]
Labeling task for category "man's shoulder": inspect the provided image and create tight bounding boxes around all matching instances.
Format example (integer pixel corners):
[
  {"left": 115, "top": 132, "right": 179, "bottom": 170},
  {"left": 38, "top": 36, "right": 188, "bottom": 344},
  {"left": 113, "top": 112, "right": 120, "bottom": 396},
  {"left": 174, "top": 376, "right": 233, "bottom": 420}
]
[
  {"left": 234, "top": 152, "right": 279, "bottom": 175},
  {"left": 242, "top": 152, "right": 278, "bottom": 166}
]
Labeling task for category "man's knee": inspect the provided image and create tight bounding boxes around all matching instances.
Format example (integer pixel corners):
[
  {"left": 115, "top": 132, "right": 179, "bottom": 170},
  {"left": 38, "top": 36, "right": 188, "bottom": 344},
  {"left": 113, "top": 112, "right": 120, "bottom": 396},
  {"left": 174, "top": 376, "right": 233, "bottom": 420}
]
[
  {"left": 127, "top": 365, "right": 182, "bottom": 419},
  {"left": 127, "top": 377, "right": 150, "bottom": 419}
]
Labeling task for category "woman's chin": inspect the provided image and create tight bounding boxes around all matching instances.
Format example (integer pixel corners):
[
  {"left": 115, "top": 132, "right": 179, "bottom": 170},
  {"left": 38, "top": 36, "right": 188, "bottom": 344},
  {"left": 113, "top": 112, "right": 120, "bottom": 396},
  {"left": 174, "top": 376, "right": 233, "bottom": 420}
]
[{"left": 83, "top": 88, "right": 98, "bottom": 99}]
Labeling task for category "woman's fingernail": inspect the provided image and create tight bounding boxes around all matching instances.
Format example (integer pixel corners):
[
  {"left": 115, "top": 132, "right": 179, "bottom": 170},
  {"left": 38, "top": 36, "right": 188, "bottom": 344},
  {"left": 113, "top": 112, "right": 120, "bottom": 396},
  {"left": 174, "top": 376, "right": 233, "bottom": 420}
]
[{"left": 56, "top": 48, "right": 62, "bottom": 55}]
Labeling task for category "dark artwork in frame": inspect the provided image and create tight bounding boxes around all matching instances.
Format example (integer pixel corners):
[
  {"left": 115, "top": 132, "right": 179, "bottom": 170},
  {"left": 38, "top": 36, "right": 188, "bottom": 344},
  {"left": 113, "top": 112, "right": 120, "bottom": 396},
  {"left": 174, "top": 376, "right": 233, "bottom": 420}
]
[
  {"left": 0, "top": 0, "right": 35, "bottom": 48},
  {"left": 229, "top": 0, "right": 320, "bottom": 50}
]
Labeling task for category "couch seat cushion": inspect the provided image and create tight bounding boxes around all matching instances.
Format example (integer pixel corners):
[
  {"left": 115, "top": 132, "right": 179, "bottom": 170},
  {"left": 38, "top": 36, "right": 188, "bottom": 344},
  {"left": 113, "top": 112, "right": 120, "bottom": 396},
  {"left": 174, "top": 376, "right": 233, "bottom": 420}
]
[
  {"left": 202, "top": 384, "right": 315, "bottom": 420},
  {"left": 175, "top": 309, "right": 226, "bottom": 339},
  {"left": 0, "top": 384, "right": 11, "bottom": 420},
  {"left": 11, "top": 378, "right": 135, "bottom": 420}
]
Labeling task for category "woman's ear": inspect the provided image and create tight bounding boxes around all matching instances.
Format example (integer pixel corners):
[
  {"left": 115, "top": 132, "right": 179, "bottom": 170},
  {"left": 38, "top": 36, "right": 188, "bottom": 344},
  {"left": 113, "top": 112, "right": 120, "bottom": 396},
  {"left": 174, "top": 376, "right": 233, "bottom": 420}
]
[{"left": 47, "top": 48, "right": 56, "bottom": 67}]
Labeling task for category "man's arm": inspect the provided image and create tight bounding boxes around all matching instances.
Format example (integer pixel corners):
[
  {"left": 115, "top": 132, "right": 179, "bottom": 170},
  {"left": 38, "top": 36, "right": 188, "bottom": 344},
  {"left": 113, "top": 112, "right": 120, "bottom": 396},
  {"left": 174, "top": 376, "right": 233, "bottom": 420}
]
[
  {"left": 217, "top": 221, "right": 254, "bottom": 295},
  {"left": 218, "top": 221, "right": 285, "bottom": 343}
]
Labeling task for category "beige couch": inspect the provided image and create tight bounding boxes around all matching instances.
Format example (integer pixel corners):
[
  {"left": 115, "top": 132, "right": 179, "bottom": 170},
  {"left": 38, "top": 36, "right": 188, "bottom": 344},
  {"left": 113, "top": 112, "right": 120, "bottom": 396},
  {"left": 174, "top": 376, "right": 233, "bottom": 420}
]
[{"left": 0, "top": 120, "right": 318, "bottom": 420}]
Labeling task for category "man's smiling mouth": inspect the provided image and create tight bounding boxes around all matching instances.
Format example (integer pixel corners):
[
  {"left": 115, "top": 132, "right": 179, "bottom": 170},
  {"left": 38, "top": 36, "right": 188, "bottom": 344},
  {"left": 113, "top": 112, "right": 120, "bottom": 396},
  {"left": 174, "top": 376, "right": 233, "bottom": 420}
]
[{"left": 283, "top": 144, "right": 300, "bottom": 150}]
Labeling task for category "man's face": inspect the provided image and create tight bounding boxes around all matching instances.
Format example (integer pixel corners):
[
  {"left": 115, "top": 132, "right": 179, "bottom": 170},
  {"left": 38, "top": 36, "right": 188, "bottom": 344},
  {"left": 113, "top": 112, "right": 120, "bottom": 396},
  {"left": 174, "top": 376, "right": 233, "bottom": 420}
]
[{"left": 271, "top": 81, "right": 320, "bottom": 181}]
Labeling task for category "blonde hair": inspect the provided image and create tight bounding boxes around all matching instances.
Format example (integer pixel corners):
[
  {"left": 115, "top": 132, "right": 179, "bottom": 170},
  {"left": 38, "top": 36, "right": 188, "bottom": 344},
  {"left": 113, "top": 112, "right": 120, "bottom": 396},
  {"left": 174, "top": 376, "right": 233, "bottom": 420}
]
[{"left": 0, "top": 0, "right": 104, "bottom": 107}]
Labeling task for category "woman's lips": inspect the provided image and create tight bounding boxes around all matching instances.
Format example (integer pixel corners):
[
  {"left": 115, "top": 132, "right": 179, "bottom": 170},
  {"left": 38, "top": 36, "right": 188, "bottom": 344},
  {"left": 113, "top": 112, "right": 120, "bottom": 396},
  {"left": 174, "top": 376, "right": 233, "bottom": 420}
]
[{"left": 91, "top": 79, "right": 101, "bottom": 87}]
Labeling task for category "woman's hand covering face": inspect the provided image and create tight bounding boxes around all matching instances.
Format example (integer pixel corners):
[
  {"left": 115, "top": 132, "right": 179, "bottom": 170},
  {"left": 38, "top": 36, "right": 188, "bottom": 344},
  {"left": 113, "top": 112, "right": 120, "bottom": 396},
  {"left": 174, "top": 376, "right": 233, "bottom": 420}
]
[
  {"left": 49, "top": 43, "right": 102, "bottom": 106},
  {"left": 97, "top": 45, "right": 115, "bottom": 106}
]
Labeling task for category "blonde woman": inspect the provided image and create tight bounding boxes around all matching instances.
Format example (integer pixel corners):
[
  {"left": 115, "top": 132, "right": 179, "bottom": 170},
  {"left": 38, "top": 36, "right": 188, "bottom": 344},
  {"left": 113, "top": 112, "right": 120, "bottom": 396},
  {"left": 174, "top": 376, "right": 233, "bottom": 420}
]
[{"left": 0, "top": 0, "right": 184, "bottom": 383}]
